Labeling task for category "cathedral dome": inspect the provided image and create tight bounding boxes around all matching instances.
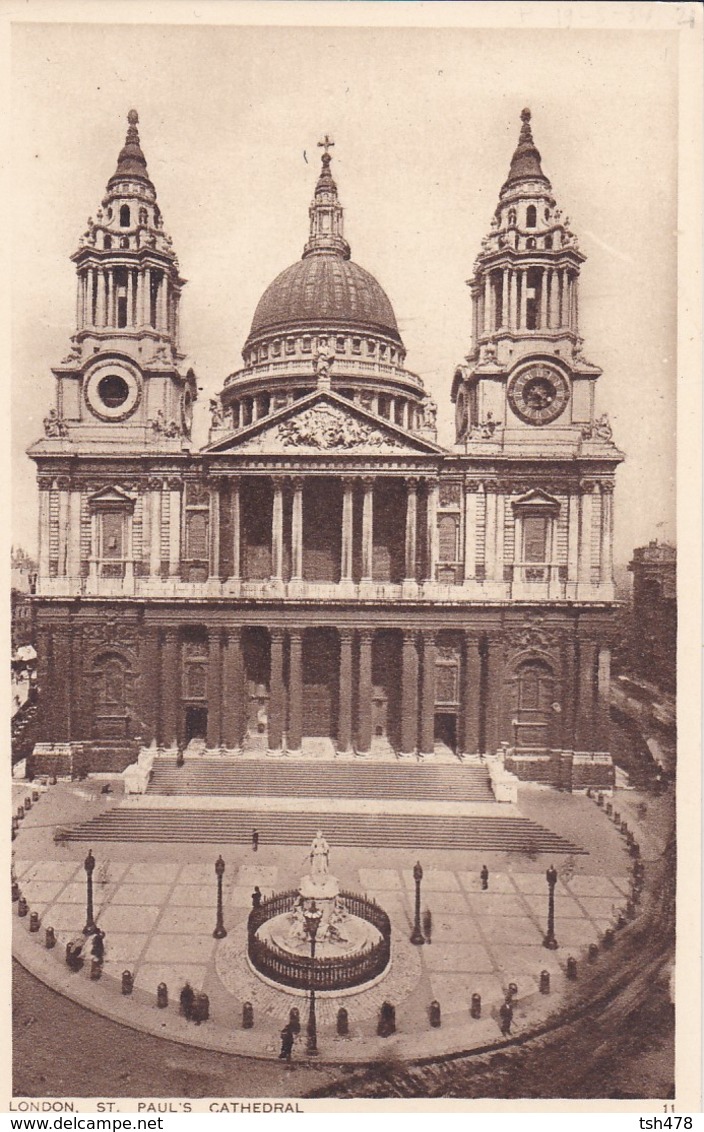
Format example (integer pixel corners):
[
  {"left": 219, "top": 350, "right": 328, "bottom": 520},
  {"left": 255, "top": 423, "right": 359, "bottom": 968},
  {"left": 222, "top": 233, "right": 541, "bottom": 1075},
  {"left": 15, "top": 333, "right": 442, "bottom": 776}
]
[{"left": 246, "top": 254, "right": 402, "bottom": 347}]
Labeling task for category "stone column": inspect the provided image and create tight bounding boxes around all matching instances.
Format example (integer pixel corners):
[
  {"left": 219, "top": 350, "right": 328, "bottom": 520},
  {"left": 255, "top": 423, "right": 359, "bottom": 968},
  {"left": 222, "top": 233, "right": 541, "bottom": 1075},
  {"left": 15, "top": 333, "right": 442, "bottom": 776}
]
[
  {"left": 38, "top": 486, "right": 51, "bottom": 579},
  {"left": 230, "top": 477, "right": 241, "bottom": 580},
  {"left": 76, "top": 273, "right": 83, "bottom": 330},
  {"left": 509, "top": 271, "right": 518, "bottom": 329},
  {"left": 207, "top": 628, "right": 222, "bottom": 748},
  {"left": 222, "top": 628, "right": 245, "bottom": 751},
  {"left": 462, "top": 632, "right": 482, "bottom": 756},
  {"left": 599, "top": 482, "right": 614, "bottom": 584},
  {"left": 209, "top": 480, "right": 221, "bottom": 580},
  {"left": 127, "top": 270, "right": 135, "bottom": 327},
  {"left": 560, "top": 633, "right": 577, "bottom": 750},
  {"left": 597, "top": 645, "right": 612, "bottom": 750},
  {"left": 288, "top": 629, "right": 303, "bottom": 753},
  {"left": 404, "top": 478, "right": 418, "bottom": 581},
  {"left": 291, "top": 477, "right": 304, "bottom": 581},
  {"left": 136, "top": 271, "right": 145, "bottom": 327},
  {"left": 340, "top": 478, "right": 354, "bottom": 583},
  {"left": 338, "top": 630, "right": 353, "bottom": 753},
  {"left": 483, "top": 273, "right": 492, "bottom": 335},
  {"left": 567, "top": 490, "right": 580, "bottom": 582},
  {"left": 57, "top": 479, "right": 70, "bottom": 576},
  {"left": 52, "top": 629, "right": 71, "bottom": 742},
  {"left": 361, "top": 477, "right": 374, "bottom": 583},
  {"left": 159, "top": 274, "right": 169, "bottom": 331},
  {"left": 425, "top": 478, "right": 439, "bottom": 583},
  {"left": 271, "top": 478, "right": 284, "bottom": 582},
  {"left": 160, "top": 629, "right": 181, "bottom": 747},
  {"left": 484, "top": 484, "right": 497, "bottom": 582},
  {"left": 357, "top": 630, "right": 373, "bottom": 754},
  {"left": 519, "top": 269, "right": 528, "bottom": 330},
  {"left": 576, "top": 638, "right": 598, "bottom": 751},
  {"left": 484, "top": 634, "right": 504, "bottom": 755},
  {"left": 267, "top": 629, "right": 284, "bottom": 752},
  {"left": 124, "top": 511, "right": 135, "bottom": 584},
  {"left": 168, "top": 483, "right": 181, "bottom": 578},
  {"left": 139, "top": 627, "right": 161, "bottom": 745},
  {"left": 494, "top": 489, "right": 505, "bottom": 582},
  {"left": 149, "top": 481, "right": 162, "bottom": 576},
  {"left": 419, "top": 631, "right": 436, "bottom": 757},
  {"left": 107, "top": 271, "right": 115, "bottom": 328},
  {"left": 400, "top": 631, "right": 419, "bottom": 756},
  {"left": 463, "top": 479, "right": 478, "bottom": 581},
  {"left": 501, "top": 267, "right": 509, "bottom": 328},
  {"left": 578, "top": 482, "right": 594, "bottom": 585},
  {"left": 539, "top": 268, "right": 548, "bottom": 329}
]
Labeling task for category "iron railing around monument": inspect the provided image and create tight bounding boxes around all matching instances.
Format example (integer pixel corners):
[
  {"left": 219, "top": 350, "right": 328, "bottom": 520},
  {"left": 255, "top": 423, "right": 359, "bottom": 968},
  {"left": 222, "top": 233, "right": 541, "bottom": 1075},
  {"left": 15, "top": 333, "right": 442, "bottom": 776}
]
[{"left": 247, "top": 888, "right": 391, "bottom": 992}]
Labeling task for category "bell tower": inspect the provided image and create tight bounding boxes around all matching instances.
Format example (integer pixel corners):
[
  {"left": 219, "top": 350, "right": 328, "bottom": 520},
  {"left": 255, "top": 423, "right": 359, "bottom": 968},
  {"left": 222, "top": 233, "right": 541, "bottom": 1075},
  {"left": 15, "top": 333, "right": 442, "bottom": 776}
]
[
  {"left": 43, "top": 110, "right": 197, "bottom": 450},
  {"left": 452, "top": 108, "right": 605, "bottom": 447}
]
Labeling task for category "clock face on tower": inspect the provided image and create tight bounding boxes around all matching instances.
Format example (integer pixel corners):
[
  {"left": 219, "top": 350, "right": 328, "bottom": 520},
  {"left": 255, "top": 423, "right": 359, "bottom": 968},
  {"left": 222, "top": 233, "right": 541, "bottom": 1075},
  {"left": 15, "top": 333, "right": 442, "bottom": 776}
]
[
  {"left": 508, "top": 364, "right": 570, "bottom": 425},
  {"left": 84, "top": 359, "right": 142, "bottom": 422}
]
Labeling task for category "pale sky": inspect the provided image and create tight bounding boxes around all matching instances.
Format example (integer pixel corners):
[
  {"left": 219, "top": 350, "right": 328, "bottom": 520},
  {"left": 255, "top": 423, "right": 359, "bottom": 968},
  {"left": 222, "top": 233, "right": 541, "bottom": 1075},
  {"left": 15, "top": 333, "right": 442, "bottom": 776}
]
[{"left": 11, "top": 16, "right": 678, "bottom": 570}]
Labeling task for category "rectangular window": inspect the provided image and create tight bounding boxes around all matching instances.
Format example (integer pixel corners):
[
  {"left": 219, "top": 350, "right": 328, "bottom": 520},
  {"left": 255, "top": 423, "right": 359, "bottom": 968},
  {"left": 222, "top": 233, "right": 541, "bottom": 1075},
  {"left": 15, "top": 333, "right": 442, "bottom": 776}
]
[
  {"left": 523, "top": 516, "right": 548, "bottom": 562},
  {"left": 438, "top": 516, "right": 458, "bottom": 562},
  {"left": 100, "top": 513, "right": 124, "bottom": 559},
  {"left": 186, "top": 511, "right": 209, "bottom": 559}
]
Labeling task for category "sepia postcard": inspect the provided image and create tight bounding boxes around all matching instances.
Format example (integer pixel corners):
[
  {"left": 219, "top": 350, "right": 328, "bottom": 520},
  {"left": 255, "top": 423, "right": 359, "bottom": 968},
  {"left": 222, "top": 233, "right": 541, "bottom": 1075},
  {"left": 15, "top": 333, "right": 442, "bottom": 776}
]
[{"left": 4, "top": 0, "right": 701, "bottom": 1116}]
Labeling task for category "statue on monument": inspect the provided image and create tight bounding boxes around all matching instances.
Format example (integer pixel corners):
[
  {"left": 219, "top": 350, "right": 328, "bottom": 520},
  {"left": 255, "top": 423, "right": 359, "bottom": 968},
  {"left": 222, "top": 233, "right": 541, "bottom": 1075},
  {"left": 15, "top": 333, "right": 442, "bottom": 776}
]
[{"left": 309, "top": 830, "right": 330, "bottom": 879}]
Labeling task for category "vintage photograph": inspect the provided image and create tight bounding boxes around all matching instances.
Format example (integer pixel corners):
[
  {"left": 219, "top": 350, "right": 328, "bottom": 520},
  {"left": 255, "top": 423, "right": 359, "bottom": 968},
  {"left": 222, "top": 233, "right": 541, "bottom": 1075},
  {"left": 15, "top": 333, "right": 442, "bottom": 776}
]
[{"left": 8, "top": 2, "right": 695, "bottom": 1109}]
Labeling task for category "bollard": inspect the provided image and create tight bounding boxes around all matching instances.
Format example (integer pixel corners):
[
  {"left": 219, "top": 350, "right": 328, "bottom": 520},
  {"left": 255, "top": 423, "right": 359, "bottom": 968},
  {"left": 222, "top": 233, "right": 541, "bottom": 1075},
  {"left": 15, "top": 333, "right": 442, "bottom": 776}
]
[
  {"left": 429, "top": 1000, "right": 441, "bottom": 1028},
  {"left": 566, "top": 956, "right": 578, "bottom": 981},
  {"left": 24, "top": 798, "right": 32, "bottom": 812},
  {"left": 596, "top": 793, "right": 604, "bottom": 807},
  {"left": 122, "top": 970, "right": 134, "bottom": 995},
  {"left": 11, "top": 880, "right": 20, "bottom": 902},
  {"left": 29, "top": 911, "right": 40, "bottom": 933},
  {"left": 32, "top": 790, "right": 39, "bottom": 802},
  {"left": 588, "top": 942, "right": 599, "bottom": 963},
  {"left": 17, "top": 806, "right": 24, "bottom": 822},
  {"left": 242, "top": 1001, "right": 254, "bottom": 1029},
  {"left": 605, "top": 803, "right": 612, "bottom": 817},
  {"left": 50, "top": 775, "right": 57, "bottom": 786},
  {"left": 586, "top": 788, "right": 593, "bottom": 799},
  {"left": 470, "top": 993, "right": 481, "bottom": 1019},
  {"left": 612, "top": 811, "right": 620, "bottom": 825},
  {"left": 539, "top": 970, "right": 550, "bottom": 994},
  {"left": 157, "top": 983, "right": 168, "bottom": 1009},
  {"left": 602, "top": 929, "right": 615, "bottom": 950},
  {"left": 288, "top": 1007, "right": 301, "bottom": 1036},
  {"left": 377, "top": 1001, "right": 396, "bottom": 1037},
  {"left": 507, "top": 982, "right": 518, "bottom": 1003},
  {"left": 626, "top": 900, "right": 636, "bottom": 920},
  {"left": 90, "top": 958, "right": 102, "bottom": 981},
  {"left": 193, "top": 993, "right": 209, "bottom": 1023},
  {"left": 630, "top": 842, "right": 640, "bottom": 858},
  {"left": 12, "top": 817, "right": 18, "bottom": 833},
  {"left": 45, "top": 926, "right": 56, "bottom": 949},
  {"left": 17, "top": 897, "right": 28, "bottom": 918},
  {"left": 336, "top": 1007, "right": 349, "bottom": 1037}
]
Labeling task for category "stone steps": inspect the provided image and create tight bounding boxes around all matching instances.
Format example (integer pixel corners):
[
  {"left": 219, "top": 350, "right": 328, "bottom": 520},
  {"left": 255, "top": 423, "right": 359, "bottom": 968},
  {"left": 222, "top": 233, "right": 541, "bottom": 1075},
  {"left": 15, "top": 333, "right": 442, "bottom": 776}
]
[
  {"left": 62, "top": 807, "right": 585, "bottom": 853},
  {"left": 147, "top": 758, "right": 495, "bottom": 803}
]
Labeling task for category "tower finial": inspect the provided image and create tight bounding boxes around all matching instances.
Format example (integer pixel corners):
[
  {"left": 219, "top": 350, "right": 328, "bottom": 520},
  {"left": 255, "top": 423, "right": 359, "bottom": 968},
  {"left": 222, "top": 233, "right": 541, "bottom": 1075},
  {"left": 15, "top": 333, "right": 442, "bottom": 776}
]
[
  {"left": 501, "top": 106, "right": 549, "bottom": 193},
  {"left": 318, "top": 134, "right": 335, "bottom": 155},
  {"left": 109, "top": 108, "right": 151, "bottom": 186},
  {"left": 127, "top": 108, "right": 139, "bottom": 126}
]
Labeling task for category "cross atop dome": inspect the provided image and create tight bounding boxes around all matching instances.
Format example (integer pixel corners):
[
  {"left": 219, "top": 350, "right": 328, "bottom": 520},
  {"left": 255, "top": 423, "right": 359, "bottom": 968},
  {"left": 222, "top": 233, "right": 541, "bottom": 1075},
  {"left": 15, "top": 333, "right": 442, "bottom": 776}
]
[{"left": 318, "top": 134, "right": 335, "bottom": 155}]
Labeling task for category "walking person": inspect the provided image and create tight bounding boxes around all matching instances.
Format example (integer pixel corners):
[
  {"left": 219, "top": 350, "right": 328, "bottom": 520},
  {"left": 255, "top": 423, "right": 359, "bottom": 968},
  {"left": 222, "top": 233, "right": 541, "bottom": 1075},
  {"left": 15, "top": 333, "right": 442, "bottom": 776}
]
[
  {"left": 90, "top": 928, "right": 106, "bottom": 964},
  {"left": 422, "top": 907, "right": 432, "bottom": 944},
  {"left": 252, "top": 828, "right": 259, "bottom": 853},
  {"left": 499, "top": 1000, "right": 513, "bottom": 1036},
  {"left": 279, "top": 1022, "right": 294, "bottom": 1065},
  {"left": 480, "top": 864, "right": 489, "bottom": 891},
  {"left": 180, "top": 981, "right": 195, "bottom": 1021},
  {"left": 251, "top": 885, "right": 262, "bottom": 909}
]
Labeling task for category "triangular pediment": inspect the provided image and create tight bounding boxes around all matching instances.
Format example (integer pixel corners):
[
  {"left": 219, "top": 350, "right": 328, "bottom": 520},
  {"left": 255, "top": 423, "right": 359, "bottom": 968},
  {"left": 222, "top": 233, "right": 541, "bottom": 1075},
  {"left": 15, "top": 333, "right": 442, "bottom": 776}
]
[
  {"left": 204, "top": 390, "right": 446, "bottom": 457},
  {"left": 511, "top": 488, "right": 561, "bottom": 512},
  {"left": 87, "top": 485, "right": 135, "bottom": 508}
]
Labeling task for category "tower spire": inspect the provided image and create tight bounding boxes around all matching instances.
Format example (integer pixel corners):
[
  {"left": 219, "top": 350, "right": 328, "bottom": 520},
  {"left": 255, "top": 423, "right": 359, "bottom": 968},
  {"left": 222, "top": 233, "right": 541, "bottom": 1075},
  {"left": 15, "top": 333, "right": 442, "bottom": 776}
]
[
  {"left": 502, "top": 107, "right": 550, "bottom": 193},
  {"left": 109, "top": 108, "right": 152, "bottom": 187},
  {"left": 303, "top": 138, "right": 350, "bottom": 260}
]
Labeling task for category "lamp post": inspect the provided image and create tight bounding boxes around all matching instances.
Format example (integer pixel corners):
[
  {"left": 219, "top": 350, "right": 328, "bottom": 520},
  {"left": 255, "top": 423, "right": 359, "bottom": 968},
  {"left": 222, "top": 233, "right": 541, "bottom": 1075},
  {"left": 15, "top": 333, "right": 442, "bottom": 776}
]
[
  {"left": 304, "top": 903, "right": 323, "bottom": 1057},
  {"left": 543, "top": 864, "right": 559, "bottom": 950},
  {"left": 411, "top": 860, "right": 425, "bottom": 945},
  {"left": 83, "top": 849, "right": 97, "bottom": 936},
  {"left": 213, "top": 855, "right": 227, "bottom": 939}
]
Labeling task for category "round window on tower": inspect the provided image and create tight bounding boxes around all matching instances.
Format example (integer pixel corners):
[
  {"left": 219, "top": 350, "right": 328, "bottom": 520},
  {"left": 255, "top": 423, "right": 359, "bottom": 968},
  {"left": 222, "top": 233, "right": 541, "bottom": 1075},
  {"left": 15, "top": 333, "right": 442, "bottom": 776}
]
[{"left": 97, "top": 374, "right": 130, "bottom": 408}]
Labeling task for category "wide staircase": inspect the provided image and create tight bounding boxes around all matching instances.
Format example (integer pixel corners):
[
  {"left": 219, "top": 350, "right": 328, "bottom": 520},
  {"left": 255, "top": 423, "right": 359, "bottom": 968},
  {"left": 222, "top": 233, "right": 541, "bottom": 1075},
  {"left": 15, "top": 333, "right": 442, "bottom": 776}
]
[
  {"left": 146, "top": 757, "right": 496, "bottom": 804},
  {"left": 61, "top": 807, "right": 585, "bottom": 854}
]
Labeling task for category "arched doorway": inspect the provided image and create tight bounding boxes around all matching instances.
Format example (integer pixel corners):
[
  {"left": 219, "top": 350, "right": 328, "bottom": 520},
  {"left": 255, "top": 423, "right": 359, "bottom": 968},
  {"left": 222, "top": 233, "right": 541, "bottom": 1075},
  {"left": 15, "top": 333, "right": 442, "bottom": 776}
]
[{"left": 512, "top": 659, "right": 557, "bottom": 751}]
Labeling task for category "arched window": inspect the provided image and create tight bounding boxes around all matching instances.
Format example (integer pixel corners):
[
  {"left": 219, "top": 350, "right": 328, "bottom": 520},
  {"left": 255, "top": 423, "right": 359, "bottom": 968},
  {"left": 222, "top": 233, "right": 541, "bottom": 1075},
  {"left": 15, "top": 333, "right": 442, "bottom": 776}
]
[
  {"left": 544, "top": 234, "right": 553, "bottom": 249},
  {"left": 544, "top": 207, "right": 550, "bottom": 221},
  {"left": 104, "top": 234, "right": 112, "bottom": 249},
  {"left": 119, "top": 205, "right": 130, "bottom": 228},
  {"left": 526, "top": 205, "right": 537, "bottom": 228},
  {"left": 526, "top": 237, "right": 536, "bottom": 250}
]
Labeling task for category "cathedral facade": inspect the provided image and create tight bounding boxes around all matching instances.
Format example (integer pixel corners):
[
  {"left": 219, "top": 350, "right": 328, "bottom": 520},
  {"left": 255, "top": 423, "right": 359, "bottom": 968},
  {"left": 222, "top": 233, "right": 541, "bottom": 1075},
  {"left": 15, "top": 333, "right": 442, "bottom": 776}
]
[{"left": 27, "top": 109, "right": 623, "bottom": 789}]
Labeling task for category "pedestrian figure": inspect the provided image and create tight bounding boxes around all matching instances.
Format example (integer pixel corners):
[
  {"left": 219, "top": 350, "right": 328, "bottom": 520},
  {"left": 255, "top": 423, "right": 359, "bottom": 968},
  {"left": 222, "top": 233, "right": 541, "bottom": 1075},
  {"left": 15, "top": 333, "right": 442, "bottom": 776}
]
[
  {"left": 180, "top": 981, "right": 195, "bottom": 1021},
  {"left": 90, "top": 929, "right": 106, "bottom": 963},
  {"left": 480, "top": 864, "right": 489, "bottom": 890},
  {"left": 422, "top": 907, "right": 432, "bottom": 943},
  {"left": 176, "top": 745, "right": 184, "bottom": 768},
  {"left": 252, "top": 885, "right": 262, "bottom": 909},
  {"left": 499, "top": 1000, "right": 513, "bottom": 1036},
  {"left": 279, "top": 1022, "right": 294, "bottom": 1063},
  {"left": 252, "top": 828, "right": 259, "bottom": 852}
]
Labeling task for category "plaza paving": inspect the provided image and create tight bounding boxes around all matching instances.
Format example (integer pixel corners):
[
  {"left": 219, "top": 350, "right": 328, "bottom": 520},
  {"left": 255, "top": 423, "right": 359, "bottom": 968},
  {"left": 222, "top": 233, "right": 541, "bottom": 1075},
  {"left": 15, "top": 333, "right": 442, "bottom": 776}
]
[{"left": 12, "top": 777, "right": 640, "bottom": 1063}]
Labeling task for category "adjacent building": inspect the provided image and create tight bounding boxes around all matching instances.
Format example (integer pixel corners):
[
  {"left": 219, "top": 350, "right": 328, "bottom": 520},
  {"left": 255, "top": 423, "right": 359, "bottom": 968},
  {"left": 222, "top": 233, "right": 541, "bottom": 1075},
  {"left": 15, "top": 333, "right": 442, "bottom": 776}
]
[{"left": 27, "top": 108, "right": 623, "bottom": 788}]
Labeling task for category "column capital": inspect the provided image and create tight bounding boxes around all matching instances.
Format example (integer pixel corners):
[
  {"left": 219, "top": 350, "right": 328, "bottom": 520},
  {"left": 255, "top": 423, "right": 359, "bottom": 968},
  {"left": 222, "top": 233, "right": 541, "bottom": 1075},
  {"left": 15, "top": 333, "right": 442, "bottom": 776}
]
[
  {"left": 361, "top": 476, "right": 375, "bottom": 492},
  {"left": 579, "top": 479, "right": 597, "bottom": 494},
  {"left": 421, "top": 629, "right": 436, "bottom": 645},
  {"left": 55, "top": 475, "right": 72, "bottom": 492},
  {"left": 208, "top": 626, "right": 223, "bottom": 644},
  {"left": 290, "top": 475, "right": 305, "bottom": 492},
  {"left": 358, "top": 628, "right": 375, "bottom": 645},
  {"left": 599, "top": 480, "right": 615, "bottom": 495},
  {"left": 405, "top": 476, "right": 420, "bottom": 492},
  {"left": 339, "top": 628, "right": 354, "bottom": 644},
  {"left": 162, "top": 627, "right": 180, "bottom": 644},
  {"left": 288, "top": 627, "right": 303, "bottom": 643},
  {"left": 402, "top": 629, "right": 419, "bottom": 647},
  {"left": 228, "top": 475, "right": 242, "bottom": 491},
  {"left": 225, "top": 625, "right": 242, "bottom": 643},
  {"left": 164, "top": 476, "right": 182, "bottom": 491},
  {"left": 270, "top": 627, "right": 285, "bottom": 644},
  {"left": 464, "top": 629, "right": 482, "bottom": 646},
  {"left": 271, "top": 476, "right": 285, "bottom": 492},
  {"left": 147, "top": 475, "right": 165, "bottom": 491},
  {"left": 341, "top": 475, "right": 356, "bottom": 491},
  {"left": 464, "top": 478, "right": 481, "bottom": 493}
]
